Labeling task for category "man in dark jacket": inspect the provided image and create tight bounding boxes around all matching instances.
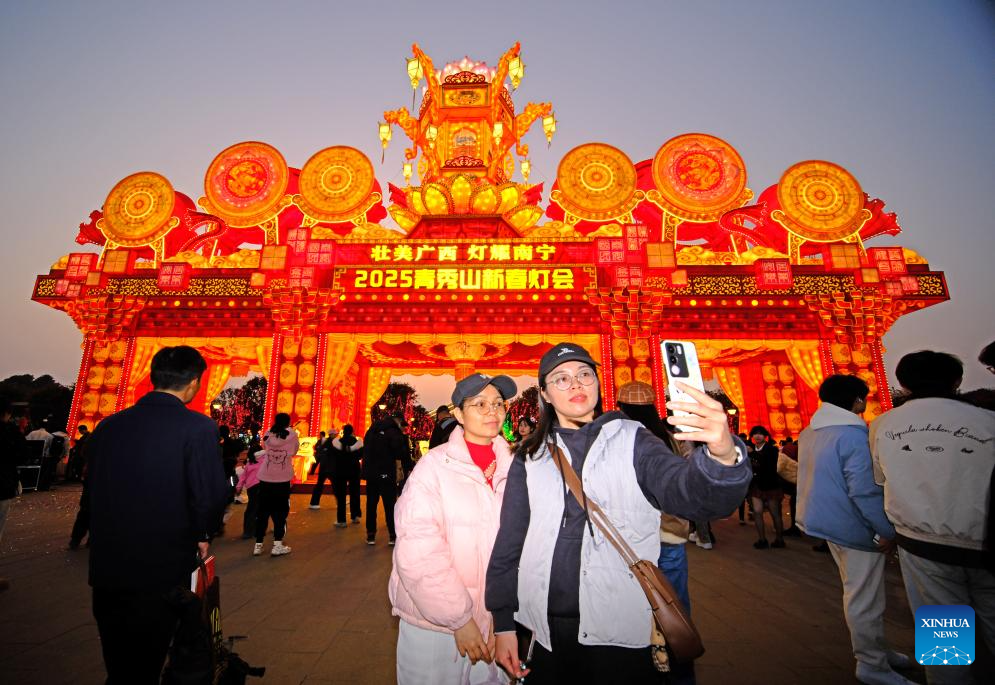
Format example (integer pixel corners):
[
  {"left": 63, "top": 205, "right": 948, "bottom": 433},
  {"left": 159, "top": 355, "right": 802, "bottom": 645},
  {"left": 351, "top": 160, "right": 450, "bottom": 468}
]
[
  {"left": 428, "top": 405, "right": 457, "bottom": 448},
  {"left": 0, "top": 397, "right": 26, "bottom": 592},
  {"left": 362, "top": 413, "right": 411, "bottom": 545},
  {"left": 87, "top": 346, "right": 229, "bottom": 683}
]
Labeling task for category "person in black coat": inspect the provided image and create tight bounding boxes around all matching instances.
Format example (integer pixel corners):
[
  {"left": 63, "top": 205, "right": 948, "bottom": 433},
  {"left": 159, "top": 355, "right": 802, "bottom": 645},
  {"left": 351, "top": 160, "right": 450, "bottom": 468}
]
[
  {"left": 328, "top": 424, "right": 364, "bottom": 527},
  {"left": 309, "top": 430, "right": 335, "bottom": 509},
  {"left": 87, "top": 346, "right": 229, "bottom": 683},
  {"left": 362, "top": 413, "right": 412, "bottom": 545},
  {"left": 748, "top": 425, "right": 785, "bottom": 549},
  {"left": 0, "top": 397, "right": 27, "bottom": 592}
]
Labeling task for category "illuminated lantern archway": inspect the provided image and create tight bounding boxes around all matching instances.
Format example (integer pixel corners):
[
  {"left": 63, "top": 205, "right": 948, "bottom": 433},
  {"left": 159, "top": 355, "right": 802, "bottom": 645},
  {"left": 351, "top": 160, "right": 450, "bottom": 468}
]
[{"left": 34, "top": 43, "right": 947, "bottom": 472}]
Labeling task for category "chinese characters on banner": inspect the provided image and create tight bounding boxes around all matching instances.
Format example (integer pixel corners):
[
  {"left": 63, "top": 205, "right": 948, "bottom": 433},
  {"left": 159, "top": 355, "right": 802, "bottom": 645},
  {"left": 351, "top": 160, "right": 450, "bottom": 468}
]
[{"left": 349, "top": 243, "right": 576, "bottom": 291}]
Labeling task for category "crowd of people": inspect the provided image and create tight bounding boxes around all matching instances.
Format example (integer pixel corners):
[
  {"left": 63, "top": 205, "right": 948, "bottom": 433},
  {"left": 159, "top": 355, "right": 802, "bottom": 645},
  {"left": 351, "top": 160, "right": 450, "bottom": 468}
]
[{"left": 0, "top": 339, "right": 992, "bottom": 684}]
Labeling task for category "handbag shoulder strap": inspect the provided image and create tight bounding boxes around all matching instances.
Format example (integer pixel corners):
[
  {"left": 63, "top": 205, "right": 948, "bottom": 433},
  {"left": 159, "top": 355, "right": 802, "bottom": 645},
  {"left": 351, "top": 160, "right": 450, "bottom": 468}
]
[{"left": 549, "top": 442, "right": 640, "bottom": 568}]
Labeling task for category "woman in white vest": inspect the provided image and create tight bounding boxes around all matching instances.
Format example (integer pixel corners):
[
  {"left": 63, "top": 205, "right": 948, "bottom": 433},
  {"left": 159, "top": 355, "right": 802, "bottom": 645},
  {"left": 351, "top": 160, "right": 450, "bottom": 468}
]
[{"left": 486, "top": 342, "right": 751, "bottom": 684}]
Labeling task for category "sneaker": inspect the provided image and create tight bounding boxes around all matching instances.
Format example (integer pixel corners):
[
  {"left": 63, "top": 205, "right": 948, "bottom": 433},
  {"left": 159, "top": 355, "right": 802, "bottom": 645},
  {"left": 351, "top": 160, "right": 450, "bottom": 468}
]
[
  {"left": 696, "top": 541, "right": 713, "bottom": 550},
  {"left": 366, "top": 538, "right": 375, "bottom": 546},
  {"left": 351, "top": 517, "right": 361, "bottom": 524},
  {"left": 334, "top": 522, "right": 348, "bottom": 528},
  {"left": 753, "top": 539, "right": 770, "bottom": 550},
  {"left": 738, "top": 520, "right": 747, "bottom": 526},
  {"left": 388, "top": 538, "right": 396, "bottom": 546},
  {"left": 855, "top": 662, "right": 916, "bottom": 685},
  {"left": 771, "top": 538, "right": 786, "bottom": 548},
  {"left": 784, "top": 526, "right": 802, "bottom": 537},
  {"left": 887, "top": 651, "right": 913, "bottom": 669},
  {"left": 308, "top": 504, "right": 320, "bottom": 510},
  {"left": 688, "top": 531, "right": 698, "bottom": 542},
  {"left": 271, "top": 542, "right": 292, "bottom": 556},
  {"left": 253, "top": 543, "right": 263, "bottom": 556}
]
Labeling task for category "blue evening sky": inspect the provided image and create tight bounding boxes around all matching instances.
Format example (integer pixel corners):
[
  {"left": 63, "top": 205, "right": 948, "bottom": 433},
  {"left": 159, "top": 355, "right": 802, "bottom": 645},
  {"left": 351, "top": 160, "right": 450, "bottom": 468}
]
[{"left": 1, "top": 1, "right": 992, "bottom": 406}]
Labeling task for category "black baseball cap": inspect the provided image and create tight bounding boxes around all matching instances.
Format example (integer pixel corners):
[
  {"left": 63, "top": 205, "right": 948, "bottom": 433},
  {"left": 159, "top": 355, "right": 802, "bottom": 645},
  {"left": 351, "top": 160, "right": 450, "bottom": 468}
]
[
  {"left": 451, "top": 373, "right": 517, "bottom": 407},
  {"left": 539, "top": 342, "right": 600, "bottom": 379}
]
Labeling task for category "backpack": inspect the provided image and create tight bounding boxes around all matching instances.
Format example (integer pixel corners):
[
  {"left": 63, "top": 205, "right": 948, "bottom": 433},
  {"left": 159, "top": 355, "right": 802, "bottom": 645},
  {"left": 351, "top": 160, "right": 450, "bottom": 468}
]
[{"left": 49, "top": 434, "right": 66, "bottom": 458}]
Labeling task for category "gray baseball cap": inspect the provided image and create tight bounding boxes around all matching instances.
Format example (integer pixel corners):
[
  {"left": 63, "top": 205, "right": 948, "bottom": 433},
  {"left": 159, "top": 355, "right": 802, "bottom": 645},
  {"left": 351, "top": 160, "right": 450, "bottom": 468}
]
[{"left": 451, "top": 373, "right": 517, "bottom": 407}]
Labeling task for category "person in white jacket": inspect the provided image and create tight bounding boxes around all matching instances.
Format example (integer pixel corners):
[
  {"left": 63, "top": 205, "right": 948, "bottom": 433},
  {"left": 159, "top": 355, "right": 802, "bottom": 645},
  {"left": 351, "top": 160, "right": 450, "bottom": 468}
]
[{"left": 871, "top": 351, "right": 995, "bottom": 685}]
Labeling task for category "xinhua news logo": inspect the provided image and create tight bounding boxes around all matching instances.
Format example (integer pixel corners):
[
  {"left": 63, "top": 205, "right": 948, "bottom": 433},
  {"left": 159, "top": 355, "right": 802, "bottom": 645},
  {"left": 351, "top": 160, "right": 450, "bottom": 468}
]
[{"left": 915, "top": 605, "right": 975, "bottom": 666}]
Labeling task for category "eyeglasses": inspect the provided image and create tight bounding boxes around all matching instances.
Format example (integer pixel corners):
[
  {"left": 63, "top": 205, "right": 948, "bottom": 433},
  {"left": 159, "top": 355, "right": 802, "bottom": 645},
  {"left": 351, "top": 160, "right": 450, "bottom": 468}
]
[
  {"left": 464, "top": 399, "right": 508, "bottom": 415},
  {"left": 546, "top": 367, "right": 598, "bottom": 391}
]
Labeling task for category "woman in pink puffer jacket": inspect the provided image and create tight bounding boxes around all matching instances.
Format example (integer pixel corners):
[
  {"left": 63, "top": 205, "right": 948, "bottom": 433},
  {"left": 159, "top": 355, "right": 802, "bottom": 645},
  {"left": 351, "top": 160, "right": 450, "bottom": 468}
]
[{"left": 389, "top": 373, "right": 517, "bottom": 685}]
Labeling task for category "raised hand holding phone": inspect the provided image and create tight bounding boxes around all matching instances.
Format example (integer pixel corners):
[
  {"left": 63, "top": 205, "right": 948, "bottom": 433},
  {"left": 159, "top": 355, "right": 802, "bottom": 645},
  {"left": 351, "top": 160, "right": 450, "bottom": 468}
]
[{"left": 662, "top": 341, "right": 738, "bottom": 464}]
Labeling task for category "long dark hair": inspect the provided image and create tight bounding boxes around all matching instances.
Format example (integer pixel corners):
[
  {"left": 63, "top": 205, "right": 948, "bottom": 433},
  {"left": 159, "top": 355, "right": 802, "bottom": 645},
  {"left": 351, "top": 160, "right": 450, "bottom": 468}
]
[
  {"left": 518, "top": 364, "right": 604, "bottom": 461},
  {"left": 268, "top": 412, "right": 291, "bottom": 439},
  {"left": 618, "top": 402, "right": 679, "bottom": 453}
]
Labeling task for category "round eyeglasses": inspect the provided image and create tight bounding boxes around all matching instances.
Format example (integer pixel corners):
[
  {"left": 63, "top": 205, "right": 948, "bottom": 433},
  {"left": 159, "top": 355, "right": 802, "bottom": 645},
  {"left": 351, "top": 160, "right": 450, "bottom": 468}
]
[
  {"left": 464, "top": 399, "right": 508, "bottom": 415},
  {"left": 546, "top": 367, "right": 598, "bottom": 391}
]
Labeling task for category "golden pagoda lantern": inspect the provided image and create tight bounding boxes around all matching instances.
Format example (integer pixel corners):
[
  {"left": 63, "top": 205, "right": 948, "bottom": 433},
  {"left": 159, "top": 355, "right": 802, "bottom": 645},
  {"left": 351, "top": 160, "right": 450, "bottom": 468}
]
[
  {"left": 520, "top": 158, "right": 531, "bottom": 182},
  {"left": 508, "top": 56, "right": 525, "bottom": 89},
  {"left": 542, "top": 113, "right": 557, "bottom": 146},
  {"left": 402, "top": 161, "right": 413, "bottom": 184}
]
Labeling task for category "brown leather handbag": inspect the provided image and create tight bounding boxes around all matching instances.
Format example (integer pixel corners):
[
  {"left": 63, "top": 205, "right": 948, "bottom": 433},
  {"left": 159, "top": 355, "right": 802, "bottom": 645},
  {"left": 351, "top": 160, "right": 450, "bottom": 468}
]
[{"left": 550, "top": 445, "right": 705, "bottom": 670}]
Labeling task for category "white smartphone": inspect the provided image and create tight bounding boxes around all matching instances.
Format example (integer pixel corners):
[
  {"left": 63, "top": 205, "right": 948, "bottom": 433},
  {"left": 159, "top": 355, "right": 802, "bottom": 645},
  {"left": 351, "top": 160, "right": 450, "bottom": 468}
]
[{"left": 661, "top": 340, "right": 706, "bottom": 432}]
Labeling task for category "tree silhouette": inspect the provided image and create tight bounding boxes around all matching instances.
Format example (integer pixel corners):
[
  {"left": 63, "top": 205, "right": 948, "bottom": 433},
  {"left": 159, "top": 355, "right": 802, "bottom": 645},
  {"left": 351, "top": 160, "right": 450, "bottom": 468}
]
[
  {"left": 372, "top": 381, "right": 433, "bottom": 440},
  {"left": 0, "top": 374, "right": 73, "bottom": 430},
  {"left": 213, "top": 375, "right": 267, "bottom": 433}
]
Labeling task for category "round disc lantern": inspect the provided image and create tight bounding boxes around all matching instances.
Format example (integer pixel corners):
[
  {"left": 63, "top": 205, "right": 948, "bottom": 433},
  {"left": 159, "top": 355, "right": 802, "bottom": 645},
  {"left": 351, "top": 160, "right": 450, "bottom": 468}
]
[
  {"left": 293, "top": 146, "right": 378, "bottom": 223},
  {"left": 98, "top": 172, "right": 180, "bottom": 247},
  {"left": 771, "top": 160, "right": 870, "bottom": 242},
  {"left": 553, "top": 143, "right": 640, "bottom": 222},
  {"left": 650, "top": 133, "right": 749, "bottom": 222},
  {"left": 199, "top": 141, "right": 291, "bottom": 228}
]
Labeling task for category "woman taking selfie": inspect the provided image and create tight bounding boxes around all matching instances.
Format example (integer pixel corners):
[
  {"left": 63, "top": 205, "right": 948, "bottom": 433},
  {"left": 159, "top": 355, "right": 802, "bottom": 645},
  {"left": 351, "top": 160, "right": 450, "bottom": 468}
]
[
  {"left": 390, "top": 373, "right": 518, "bottom": 684},
  {"left": 486, "top": 342, "right": 751, "bottom": 684}
]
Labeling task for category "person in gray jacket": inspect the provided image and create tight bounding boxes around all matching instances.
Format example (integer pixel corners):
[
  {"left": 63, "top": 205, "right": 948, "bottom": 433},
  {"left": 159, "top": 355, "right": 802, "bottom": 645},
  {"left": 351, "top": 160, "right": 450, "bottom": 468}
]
[{"left": 797, "top": 374, "right": 913, "bottom": 685}]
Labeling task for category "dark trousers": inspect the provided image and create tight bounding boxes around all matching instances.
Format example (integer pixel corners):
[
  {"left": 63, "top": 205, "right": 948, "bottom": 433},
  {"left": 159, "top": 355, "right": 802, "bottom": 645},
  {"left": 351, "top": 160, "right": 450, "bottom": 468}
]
[
  {"left": 333, "top": 472, "right": 362, "bottom": 524},
  {"left": 92, "top": 587, "right": 178, "bottom": 684},
  {"left": 365, "top": 474, "right": 397, "bottom": 540},
  {"left": 526, "top": 615, "right": 662, "bottom": 684},
  {"left": 255, "top": 481, "right": 291, "bottom": 543},
  {"left": 242, "top": 484, "right": 260, "bottom": 537},
  {"left": 70, "top": 481, "right": 90, "bottom": 546},
  {"left": 782, "top": 482, "right": 798, "bottom": 527},
  {"left": 309, "top": 469, "right": 333, "bottom": 506}
]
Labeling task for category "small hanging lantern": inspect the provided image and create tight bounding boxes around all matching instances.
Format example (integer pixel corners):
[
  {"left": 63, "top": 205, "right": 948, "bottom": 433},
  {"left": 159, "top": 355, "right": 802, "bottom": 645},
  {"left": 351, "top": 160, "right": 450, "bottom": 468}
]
[
  {"left": 425, "top": 124, "right": 439, "bottom": 148},
  {"left": 378, "top": 121, "right": 392, "bottom": 162},
  {"left": 508, "top": 56, "right": 525, "bottom": 90},
  {"left": 492, "top": 121, "right": 504, "bottom": 148},
  {"left": 520, "top": 158, "right": 531, "bottom": 183},
  {"left": 406, "top": 56, "right": 424, "bottom": 90},
  {"left": 406, "top": 56, "right": 424, "bottom": 108},
  {"left": 402, "top": 161, "right": 413, "bottom": 184},
  {"left": 542, "top": 113, "right": 557, "bottom": 147}
]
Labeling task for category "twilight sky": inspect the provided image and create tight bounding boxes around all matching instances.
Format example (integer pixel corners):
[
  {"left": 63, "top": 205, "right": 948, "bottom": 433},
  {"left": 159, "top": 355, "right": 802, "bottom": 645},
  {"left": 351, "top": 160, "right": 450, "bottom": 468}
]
[{"left": 1, "top": 0, "right": 992, "bottom": 408}]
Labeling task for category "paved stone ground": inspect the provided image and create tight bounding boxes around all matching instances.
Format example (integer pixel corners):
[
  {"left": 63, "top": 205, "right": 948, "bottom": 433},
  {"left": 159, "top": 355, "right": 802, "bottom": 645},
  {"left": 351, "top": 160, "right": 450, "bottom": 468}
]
[{"left": 1, "top": 485, "right": 990, "bottom": 684}]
